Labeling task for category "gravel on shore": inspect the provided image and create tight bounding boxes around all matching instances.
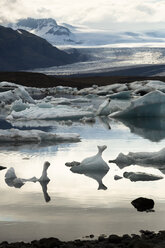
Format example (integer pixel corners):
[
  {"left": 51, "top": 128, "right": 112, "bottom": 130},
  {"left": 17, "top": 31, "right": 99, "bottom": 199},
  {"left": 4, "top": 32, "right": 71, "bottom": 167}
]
[{"left": 1, "top": 230, "right": 165, "bottom": 248}]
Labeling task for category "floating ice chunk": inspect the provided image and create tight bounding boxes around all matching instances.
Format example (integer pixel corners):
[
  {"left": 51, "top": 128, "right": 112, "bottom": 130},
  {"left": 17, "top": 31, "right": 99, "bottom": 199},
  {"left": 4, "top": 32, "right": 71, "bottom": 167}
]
[
  {"left": 7, "top": 105, "right": 94, "bottom": 121},
  {"left": 11, "top": 99, "right": 30, "bottom": 112},
  {"left": 15, "top": 86, "right": 35, "bottom": 104},
  {"left": 0, "top": 81, "right": 19, "bottom": 88},
  {"left": 80, "top": 117, "right": 96, "bottom": 124},
  {"left": 109, "top": 148, "right": 165, "bottom": 173},
  {"left": 109, "top": 99, "right": 130, "bottom": 113},
  {"left": 5, "top": 167, "right": 24, "bottom": 188},
  {"left": 77, "top": 84, "right": 124, "bottom": 96},
  {"left": 10, "top": 178, "right": 24, "bottom": 188},
  {"left": 109, "top": 153, "right": 134, "bottom": 168},
  {"left": 146, "top": 80, "right": 165, "bottom": 92},
  {"left": 65, "top": 161, "right": 80, "bottom": 167},
  {"left": 116, "top": 85, "right": 129, "bottom": 92},
  {"left": 0, "top": 90, "right": 20, "bottom": 104},
  {"left": 5, "top": 167, "right": 17, "bottom": 179},
  {"left": 111, "top": 90, "right": 165, "bottom": 118},
  {"left": 71, "top": 145, "right": 109, "bottom": 173},
  {"left": 129, "top": 81, "right": 146, "bottom": 90},
  {"left": 114, "top": 175, "right": 123, "bottom": 180},
  {"left": 37, "top": 102, "right": 53, "bottom": 108},
  {"left": 97, "top": 99, "right": 111, "bottom": 116},
  {"left": 70, "top": 149, "right": 109, "bottom": 190},
  {"left": 0, "top": 85, "right": 35, "bottom": 104},
  {"left": 123, "top": 171, "right": 163, "bottom": 182},
  {"left": 133, "top": 86, "right": 153, "bottom": 96},
  {"left": 110, "top": 91, "right": 131, "bottom": 100},
  {"left": 0, "top": 129, "right": 80, "bottom": 144},
  {"left": 38, "top": 161, "right": 50, "bottom": 182}
]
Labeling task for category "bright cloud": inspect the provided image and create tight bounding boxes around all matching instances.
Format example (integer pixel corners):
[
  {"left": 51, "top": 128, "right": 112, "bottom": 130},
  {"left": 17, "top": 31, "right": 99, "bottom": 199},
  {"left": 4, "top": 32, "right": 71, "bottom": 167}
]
[{"left": 0, "top": 0, "right": 165, "bottom": 30}]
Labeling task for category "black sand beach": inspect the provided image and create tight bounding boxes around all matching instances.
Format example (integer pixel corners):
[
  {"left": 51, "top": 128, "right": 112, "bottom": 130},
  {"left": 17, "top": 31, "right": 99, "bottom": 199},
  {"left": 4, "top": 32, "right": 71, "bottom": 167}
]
[
  {"left": 0, "top": 230, "right": 165, "bottom": 247},
  {"left": 0, "top": 64, "right": 165, "bottom": 89}
]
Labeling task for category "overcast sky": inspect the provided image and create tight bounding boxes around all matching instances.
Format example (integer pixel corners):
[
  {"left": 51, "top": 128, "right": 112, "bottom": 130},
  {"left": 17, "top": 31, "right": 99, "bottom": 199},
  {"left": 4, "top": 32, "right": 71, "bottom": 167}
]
[{"left": 1, "top": 0, "right": 165, "bottom": 31}]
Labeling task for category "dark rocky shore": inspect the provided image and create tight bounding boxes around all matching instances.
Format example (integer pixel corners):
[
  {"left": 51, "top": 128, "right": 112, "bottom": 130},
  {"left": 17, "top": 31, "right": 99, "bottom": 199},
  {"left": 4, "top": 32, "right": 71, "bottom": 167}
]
[
  {"left": 1, "top": 231, "right": 165, "bottom": 248},
  {"left": 1, "top": 71, "right": 165, "bottom": 89}
]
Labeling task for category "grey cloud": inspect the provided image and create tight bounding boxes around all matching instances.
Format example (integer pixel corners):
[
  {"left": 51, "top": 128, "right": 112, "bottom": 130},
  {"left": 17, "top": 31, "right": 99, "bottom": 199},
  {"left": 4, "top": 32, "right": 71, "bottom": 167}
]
[
  {"left": 136, "top": 4, "right": 155, "bottom": 15},
  {"left": 37, "top": 7, "right": 51, "bottom": 15}
]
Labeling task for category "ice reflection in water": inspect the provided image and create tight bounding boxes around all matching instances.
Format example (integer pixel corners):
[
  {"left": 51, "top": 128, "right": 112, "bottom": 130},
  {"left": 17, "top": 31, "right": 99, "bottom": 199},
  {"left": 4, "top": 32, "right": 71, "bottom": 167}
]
[
  {"left": 0, "top": 118, "right": 165, "bottom": 242},
  {"left": 116, "top": 117, "right": 165, "bottom": 142},
  {"left": 4, "top": 162, "right": 51, "bottom": 202}
]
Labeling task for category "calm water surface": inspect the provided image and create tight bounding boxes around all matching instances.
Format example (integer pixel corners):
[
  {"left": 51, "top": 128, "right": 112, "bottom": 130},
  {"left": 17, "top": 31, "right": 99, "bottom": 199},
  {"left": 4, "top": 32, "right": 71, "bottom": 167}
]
[{"left": 0, "top": 118, "right": 165, "bottom": 242}]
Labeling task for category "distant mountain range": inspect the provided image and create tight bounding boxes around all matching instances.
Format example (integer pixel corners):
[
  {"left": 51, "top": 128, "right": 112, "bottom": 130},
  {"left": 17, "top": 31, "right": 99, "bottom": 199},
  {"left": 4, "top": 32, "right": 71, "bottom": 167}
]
[
  {"left": 8, "top": 18, "right": 79, "bottom": 45},
  {"left": 0, "top": 25, "right": 82, "bottom": 71},
  {"left": 7, "top": 18, "right": 165, "bottom": 46}
]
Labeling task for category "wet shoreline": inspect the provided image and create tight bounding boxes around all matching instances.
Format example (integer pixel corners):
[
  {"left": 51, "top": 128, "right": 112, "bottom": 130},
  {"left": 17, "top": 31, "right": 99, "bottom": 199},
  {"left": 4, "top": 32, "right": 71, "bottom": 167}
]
[{"left": 1, "top": 230, "right": 165, "bottom": 247}]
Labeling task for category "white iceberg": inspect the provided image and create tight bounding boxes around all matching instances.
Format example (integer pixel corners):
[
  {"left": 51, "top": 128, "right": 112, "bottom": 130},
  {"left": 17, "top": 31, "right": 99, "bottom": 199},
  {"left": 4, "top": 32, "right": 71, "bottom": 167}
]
[
  {"left": 0, "top": 129, "right": 80, "bottom": 144},
  {"left": 128, "top": 81, "right": 146, "bottom": 90},
  {"left": 7, "top": 105, "right": 94, "bottom": 121},
  {"left": 0, "top": 81, "right": 19, "bottom": 88},
  {"left": 0, "top": 85, "right": 35, "bottom": 104},
  {"left": 71, "top": 145, "right": 109, "bottom": 172},
  {"left": 111, "top": 90, "right": 165, "bottom": 118},
  {"left": 146, "top": 80, "right": 165, "bottom": 93},
  {"left": 77, "top": 84, "right": 126, "bottom": 96},
  {"left": 97, "top": 99, "right": 111, "bottom": 116},
  {"left": 11, "top": 99, "right": 30, "bottom": 112},
  {"left": 70, "top": 145, "right": 109, "bottom": 190}
]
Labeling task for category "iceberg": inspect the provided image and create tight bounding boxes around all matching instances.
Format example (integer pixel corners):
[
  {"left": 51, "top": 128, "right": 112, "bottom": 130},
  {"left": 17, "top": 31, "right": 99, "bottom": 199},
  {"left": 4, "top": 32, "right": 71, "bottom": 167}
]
[
  {"left": 0, "top": 85, "right": 35, "bottom": 104},
  {"left": 7, "top": 105, "right": 94, "bottom": 121},
  {"left": 110, "top": 91, "right": 131, "bottom": 100},
  {"left": 111, "top": 90, "right": 165, "bottom": 118},
  {"left": 123, "top": 171, "right": 163, "bottom": 182},
  {"left": 71, "top": 145, "right": 109, "bottom": 172},
  {"left": 0, "top": 129, "right": 80, "bottom": 144},
  {"left": 109, "top": 148, "right": 165, "bottom": 173},
  {"left": 11, "top": 99, "right": 30, "bottom": 112},
  {"left": 97, "top": 99, "right": 111, "bottom": 116},
  {"left": 77, "top": 84, "right": 126, "bottom": 96},
  {"left": 146, "top": 80, "right": 165, "bottom": 93}
]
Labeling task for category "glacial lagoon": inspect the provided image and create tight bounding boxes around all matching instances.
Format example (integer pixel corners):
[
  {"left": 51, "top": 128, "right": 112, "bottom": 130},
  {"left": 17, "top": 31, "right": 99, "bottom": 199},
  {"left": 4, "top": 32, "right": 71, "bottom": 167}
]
[{"left": 0, "top": 117, "right": 165, "bottom": 242}]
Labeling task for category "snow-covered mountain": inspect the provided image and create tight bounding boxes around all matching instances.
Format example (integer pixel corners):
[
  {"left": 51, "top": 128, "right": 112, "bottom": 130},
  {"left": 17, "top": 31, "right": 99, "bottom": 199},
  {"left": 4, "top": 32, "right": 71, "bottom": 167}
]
[
  {"left": 8, "top": 18, "right": 165, "bottom": 47},
  {"left": 8, "top": 18, "right": 78, "bottom": 45}
]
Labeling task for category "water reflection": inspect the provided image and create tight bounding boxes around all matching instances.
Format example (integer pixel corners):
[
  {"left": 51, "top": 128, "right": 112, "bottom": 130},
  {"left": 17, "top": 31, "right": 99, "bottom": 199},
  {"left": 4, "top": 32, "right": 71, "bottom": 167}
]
[
  {"left": 1, "top": 117, "right": 165, "bottom": 241},
  {"left": 5, "top": 162, "right": 51, "bottom": 202},
  {"left": 71, "top": 169, "right": 108, "bottom": 190},
  {"left": 70, "top": 145, "right": 109, "bottom": 190},
  {"left": 116, "top": 117, "right": 165, "bottom": 142},
  {"left": 98, "top": 116, "right": 111, "bottom": 130},
  {"left": 39, "top": 181, "right": 51, "bottom": 202}
]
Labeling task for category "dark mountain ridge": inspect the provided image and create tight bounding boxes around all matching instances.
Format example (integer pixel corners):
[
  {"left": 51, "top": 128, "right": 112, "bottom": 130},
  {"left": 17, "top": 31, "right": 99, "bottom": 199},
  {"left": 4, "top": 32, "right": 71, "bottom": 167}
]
[{"left": 0, "top": 25, "right": 80, "bottom": 71}]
